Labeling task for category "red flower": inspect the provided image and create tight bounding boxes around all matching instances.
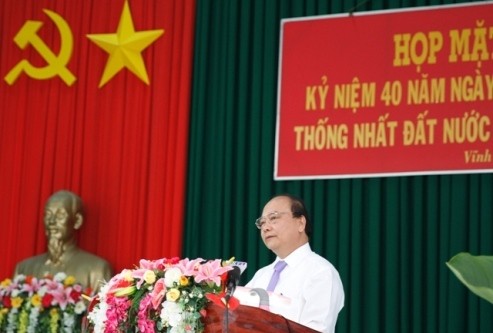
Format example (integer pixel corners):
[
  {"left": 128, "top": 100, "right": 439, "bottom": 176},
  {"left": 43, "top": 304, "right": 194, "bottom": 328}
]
[
  {"left": 2, "top": 296, "right": 12, "bottom": 308},
  {"left": 70, "top": 289, "right": 82, "bottom": 302},
  {"left": 42, "top": 293, "right": 54, "bottom": 308},
  {"left": 167, "top": 257, "right": 180, "bottom": 265},
  {"left": 205, "top": 292, "right": 240, "bottom": 311}
]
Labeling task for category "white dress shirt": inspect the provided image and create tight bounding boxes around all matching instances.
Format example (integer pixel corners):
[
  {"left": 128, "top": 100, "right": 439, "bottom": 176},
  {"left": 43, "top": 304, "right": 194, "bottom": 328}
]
[{"left": 246, "top": 243, "right": 344, "bottom": 333}]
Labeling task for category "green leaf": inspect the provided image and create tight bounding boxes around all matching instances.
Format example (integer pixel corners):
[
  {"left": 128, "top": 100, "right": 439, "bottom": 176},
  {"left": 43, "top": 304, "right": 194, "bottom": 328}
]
[{"left": 446, "top": 252, "right": 493, "bottom": 304}]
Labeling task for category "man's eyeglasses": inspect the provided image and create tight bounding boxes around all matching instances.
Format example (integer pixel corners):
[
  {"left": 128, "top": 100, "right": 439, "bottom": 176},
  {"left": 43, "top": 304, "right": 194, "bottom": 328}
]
[{"left": 255, "top": 211, "right": 292, "bottom": 229}]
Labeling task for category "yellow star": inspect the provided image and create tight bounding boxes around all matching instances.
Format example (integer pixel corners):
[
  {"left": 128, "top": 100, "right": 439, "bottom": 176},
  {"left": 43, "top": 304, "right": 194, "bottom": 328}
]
[{"left": 87, "top": 0, "right": 164, "bottom": 88}]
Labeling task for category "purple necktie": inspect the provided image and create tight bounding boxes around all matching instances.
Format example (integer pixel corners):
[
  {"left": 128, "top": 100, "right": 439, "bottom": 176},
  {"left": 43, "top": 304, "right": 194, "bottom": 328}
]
[{"left": 266, "top": 260, "right": 287, "bottom": 292}]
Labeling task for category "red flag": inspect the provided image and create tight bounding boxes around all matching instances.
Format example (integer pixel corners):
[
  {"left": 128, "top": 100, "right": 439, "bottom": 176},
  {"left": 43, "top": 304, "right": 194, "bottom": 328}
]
[{"left": 0, "top": 0, "right": 196, "bottom": 279}]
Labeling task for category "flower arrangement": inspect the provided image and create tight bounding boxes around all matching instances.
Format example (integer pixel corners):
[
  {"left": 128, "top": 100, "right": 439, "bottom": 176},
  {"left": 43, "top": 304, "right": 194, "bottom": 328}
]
[
  {"left": 0, "top": 272, "right": 89, "bottom": 333},
  {"left": 86, "top": 257, "right": 233, "bottom": 333}
]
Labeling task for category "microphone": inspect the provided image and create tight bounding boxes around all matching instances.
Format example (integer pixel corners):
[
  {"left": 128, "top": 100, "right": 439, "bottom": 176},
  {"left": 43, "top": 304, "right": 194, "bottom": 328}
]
[
  {"left": 250, "top": 288, "right": 270, "bottom": 311},
  {"left": 225, "top": 266, "right": 241, "bottom": 302}
]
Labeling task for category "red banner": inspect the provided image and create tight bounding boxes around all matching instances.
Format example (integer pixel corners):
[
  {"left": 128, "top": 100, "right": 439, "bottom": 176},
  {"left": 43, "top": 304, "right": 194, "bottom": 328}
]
[{"left": 276, "top": 2, "right": 493, "bottom": 179}]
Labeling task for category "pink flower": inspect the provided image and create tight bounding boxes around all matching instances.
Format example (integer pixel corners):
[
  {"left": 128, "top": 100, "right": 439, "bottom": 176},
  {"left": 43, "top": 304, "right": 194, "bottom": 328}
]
[
  {"left": 176, "top": 258, "right": 204, "bottom": 276},
  {"left": 131, "top": 268, "right": 149, "bottom": 289},
  {"left": 21, "top": 277, "right": 40, "bottom": 296},
  {"left": 137, "top": 294, "right": 155, "bottom": 332},
  {"left": 149, "top": 278, "right": 166, "bottom": 310},
  {"left": 48, "top": 283, "right": 69, "bottom": 310},
  {"left": 139, "top": 257, "right": 181, "bottom": 270},
  {"left": 105, "top": 295, "right": 131, "bottom": 332},
  {"left": 194, "top": 259, "right": 232, "bottom": 286},
  {"left": 139, "top": 258, "right": 167, "bottom": 270}
]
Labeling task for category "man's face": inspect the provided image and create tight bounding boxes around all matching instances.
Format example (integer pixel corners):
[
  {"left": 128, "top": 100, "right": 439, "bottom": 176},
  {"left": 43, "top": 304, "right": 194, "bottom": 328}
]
[
  {"left": 259, "top": 196, "right": 304, "bottom": 258},
  {"left": 43, "top": 196, "right": 75, "bottom": 242}
]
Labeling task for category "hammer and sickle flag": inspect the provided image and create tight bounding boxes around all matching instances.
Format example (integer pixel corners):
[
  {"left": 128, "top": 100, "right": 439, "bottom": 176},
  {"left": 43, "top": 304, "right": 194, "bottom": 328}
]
[
  {"left": 4, "top": 9, "right": 76, "bottom": 86},
  {"left": 87, "top": 0, "right": 164, "bottom": 88}
]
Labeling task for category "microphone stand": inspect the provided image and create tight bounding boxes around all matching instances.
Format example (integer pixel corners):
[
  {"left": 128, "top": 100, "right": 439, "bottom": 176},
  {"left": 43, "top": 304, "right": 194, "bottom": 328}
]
[
  {"left": 223, "top": 265, "right": 240, "bottom": 333},
  {"left": 223, "top": 293, "right": 233, "bottom": 333}
]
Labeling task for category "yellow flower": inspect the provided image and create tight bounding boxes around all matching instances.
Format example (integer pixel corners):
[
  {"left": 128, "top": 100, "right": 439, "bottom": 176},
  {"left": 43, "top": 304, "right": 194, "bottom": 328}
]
[
  {"left": 50, "top": 308, "right": 60, "bottom": 333},
  {"left": 19, "top": 308, "right": 29, "bottom": 333},
  {"left": 144, "top": 270, "right": 156, "bottom": 285},
  {"left": 64, "top": 275, "right": 76, "bottom": 286},
  {"left": 166, "top": 288, "right": 181, "bottom": 302},
  {"left": 0, "top": 308, "right": 8, "bottom": 326},
  {"left": 0, "top": 278, "right": 12, "bottom": 288},
  {"left": 179, "top": 276, "right": 189, "bottom": 286},
  {"left": 31, "top": 294, "right": 42, "bottom": 308},
  {"left": 11, "top": 296, "right": 23, "bottom": 308}
]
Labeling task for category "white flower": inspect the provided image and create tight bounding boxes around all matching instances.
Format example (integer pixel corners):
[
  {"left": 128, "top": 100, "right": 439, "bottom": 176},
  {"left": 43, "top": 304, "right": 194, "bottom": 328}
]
[
  {"left": 160, "top": 300, "right": 183, "bottom": 327},
  {"left": 164, "top": 267, "right": 182, "bottom": 287},
  {"left": 95, "top": 279, "right": 112, "bottom": 305},
  {"left": 13, "top": 275, "right": 25, "bottom": 283},
  {"left": 6, "top": 308, "right": 19, "bottom": 332},
  {"left": 54, "top": 272, "right": 67, "bottom": 282},
  {"left": 27, "top": 307, "right": 40, "bottom": 333},
  {"left": 37, "top": 285, "right": 48, "bottom": 297},
  {"left": 88, "top": 300, "right": 109, "bottom": 333},
  {"left": 144, "top": 270, "right": 157, "bottom": 284},
  {"left": 74, "top": 300, "right": 87, "bottom": 314},
  {"left": 62, "top": 312, "right": 75, "bottom": 332},
  {"left": 121, "top": 269, "right": 134, "bottom": 282}
]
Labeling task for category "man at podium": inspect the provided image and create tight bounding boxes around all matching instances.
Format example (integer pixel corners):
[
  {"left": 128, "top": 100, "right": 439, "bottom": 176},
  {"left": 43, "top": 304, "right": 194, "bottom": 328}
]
[
  {"left": 246, "top": 194, "right": 344, "bottom": 333},
  {"left": 14, "top": 190, "right": 112, "bottom": 293}
]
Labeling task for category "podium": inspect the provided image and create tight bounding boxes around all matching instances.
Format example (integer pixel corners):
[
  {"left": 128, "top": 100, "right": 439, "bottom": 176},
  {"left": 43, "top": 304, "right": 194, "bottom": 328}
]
[{"left": 203, "top": 303, "right": 319, "bottom": 333}]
